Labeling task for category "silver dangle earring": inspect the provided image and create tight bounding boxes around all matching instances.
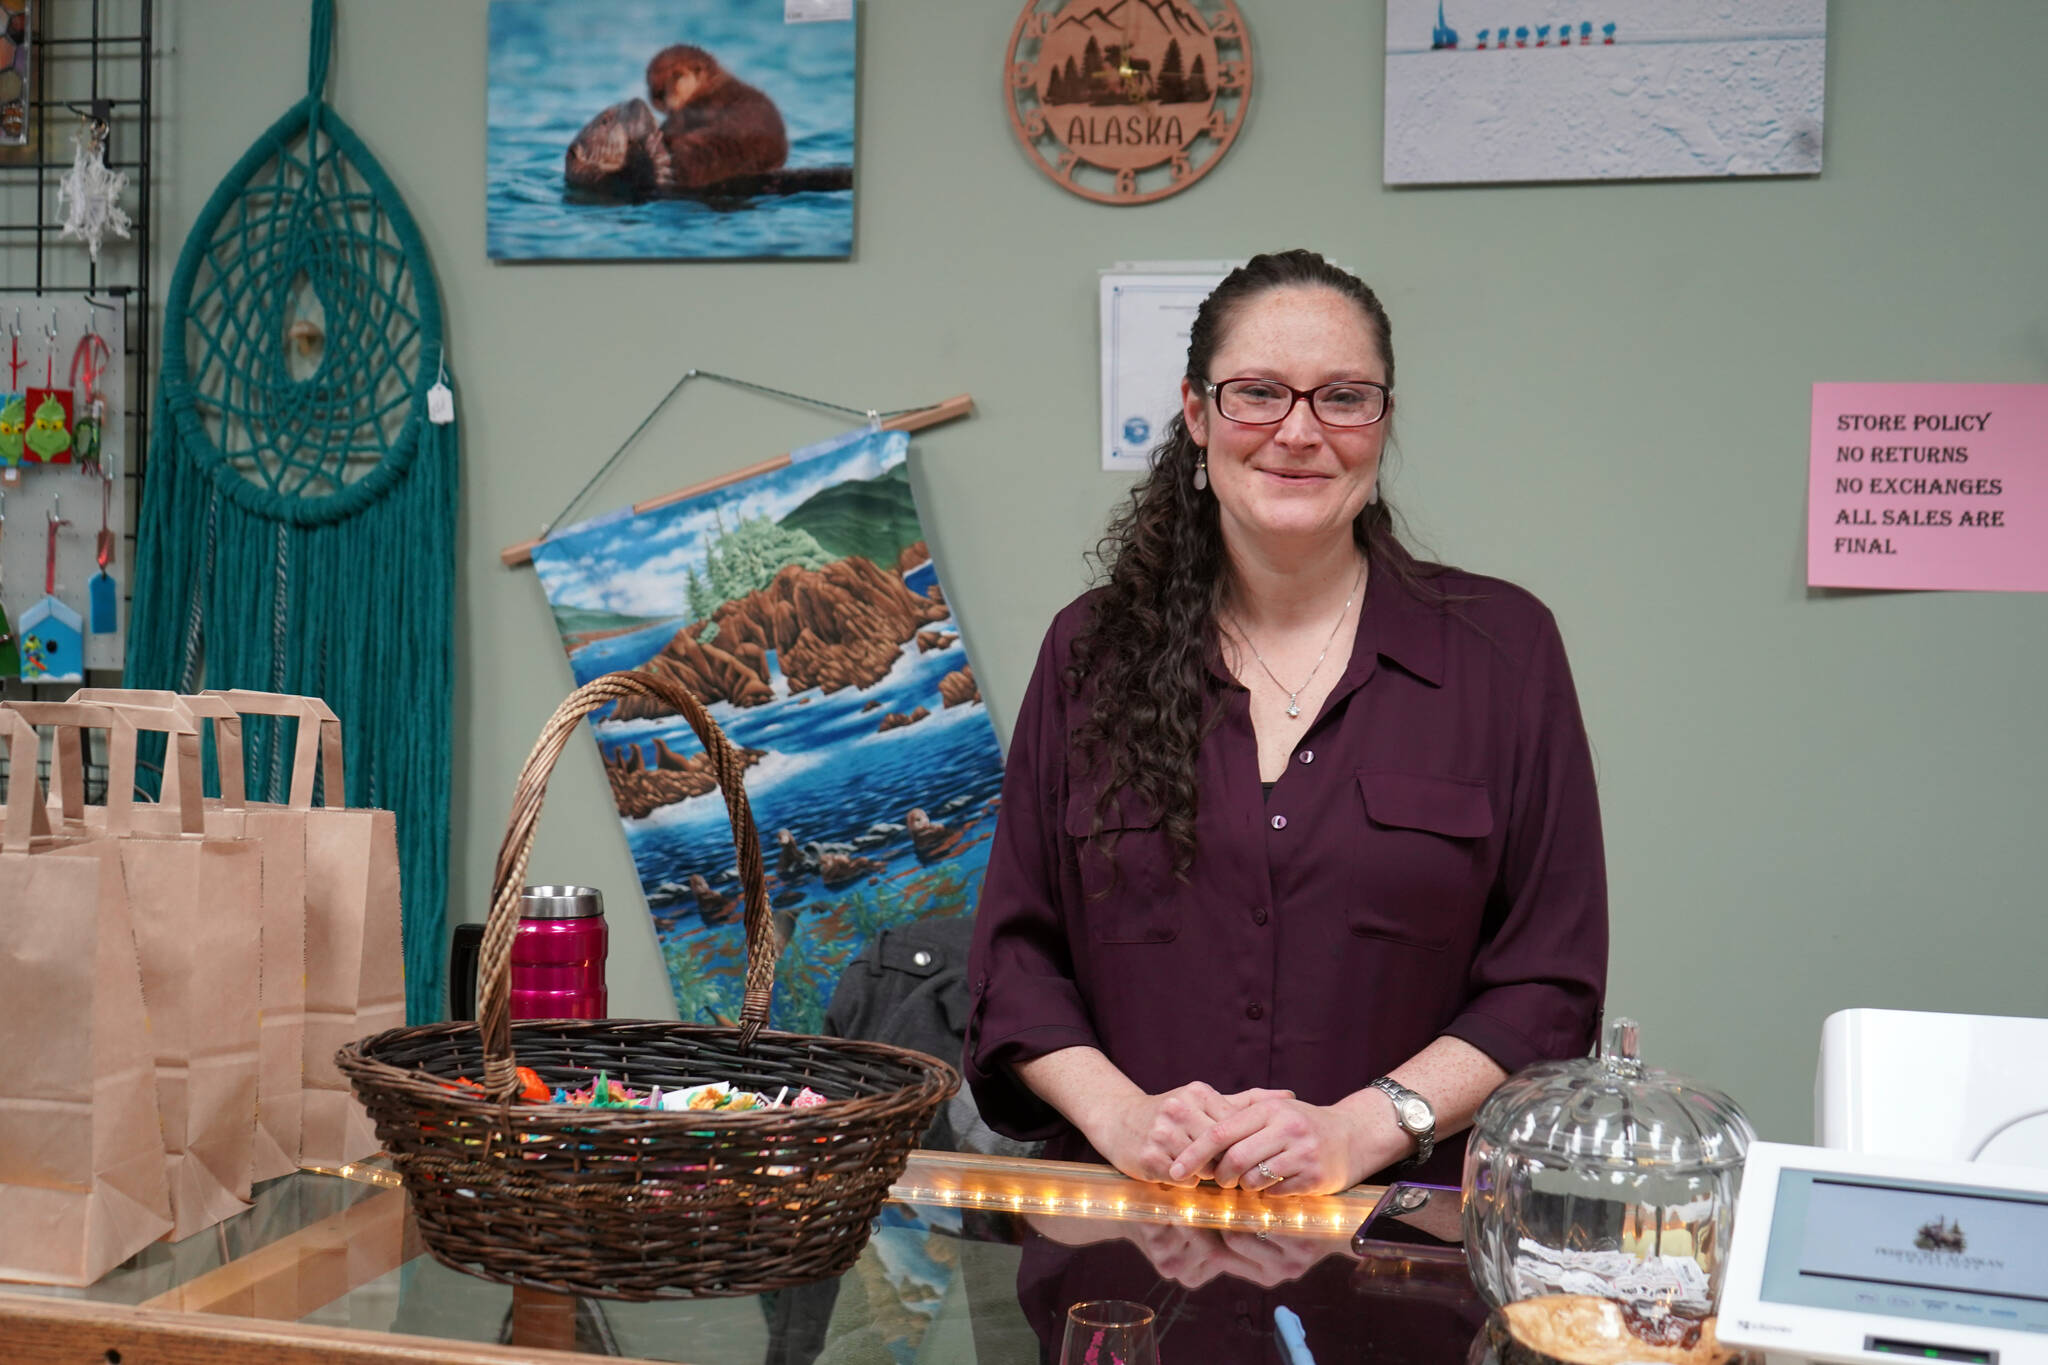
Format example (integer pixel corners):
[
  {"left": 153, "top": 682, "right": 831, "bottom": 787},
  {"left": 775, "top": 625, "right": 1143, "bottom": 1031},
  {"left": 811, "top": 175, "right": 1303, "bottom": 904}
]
[
  {"left": 1367, "top": 480, "right": 1379, "bottom": 505},
  {"left": 1192, "top": 452, "right": 1209, "bottom": 492}
]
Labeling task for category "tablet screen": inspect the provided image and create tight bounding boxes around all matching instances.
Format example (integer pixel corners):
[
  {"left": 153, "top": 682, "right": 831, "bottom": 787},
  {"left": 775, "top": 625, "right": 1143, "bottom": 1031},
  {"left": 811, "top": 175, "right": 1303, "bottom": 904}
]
[{"left": 1761, "top": 1168, "right": 2048, "bottom": 1336}]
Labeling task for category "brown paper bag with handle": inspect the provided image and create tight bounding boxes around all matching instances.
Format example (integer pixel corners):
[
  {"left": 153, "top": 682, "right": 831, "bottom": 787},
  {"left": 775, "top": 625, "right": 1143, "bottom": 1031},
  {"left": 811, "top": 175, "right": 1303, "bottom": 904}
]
[
  {"left": 204, "top": 690, "right": 403, "bottom": 1167},
  {"left": 24, "top": 698, "right": 264, "bottom": 1241},
  {"left": 0, "top": 706, "right": 175, "bottom": 1282},
  {"left": 75, "top": 689, "right": 310, "bottom": 1183}
]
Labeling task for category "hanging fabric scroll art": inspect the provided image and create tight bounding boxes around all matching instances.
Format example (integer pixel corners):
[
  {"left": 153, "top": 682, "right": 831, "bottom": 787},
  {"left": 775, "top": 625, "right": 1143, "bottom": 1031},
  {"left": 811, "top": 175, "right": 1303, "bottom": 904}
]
[
  {"left": 529, "top": 427, "right": 1005, "bottom": 1034},
  {"left": 127, "top": 0, "right": 457, "bottom": 1024}
]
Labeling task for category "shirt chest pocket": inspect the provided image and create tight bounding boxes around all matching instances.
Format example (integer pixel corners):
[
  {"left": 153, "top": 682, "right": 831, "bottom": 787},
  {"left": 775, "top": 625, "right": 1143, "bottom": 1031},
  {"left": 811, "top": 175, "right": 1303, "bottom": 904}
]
[
  {"left": 1063, "top": 794, "right": 1182, "bottom": 945},
  {"left": 1348, "top": 771, "right": 1495, "bottom": 951}
]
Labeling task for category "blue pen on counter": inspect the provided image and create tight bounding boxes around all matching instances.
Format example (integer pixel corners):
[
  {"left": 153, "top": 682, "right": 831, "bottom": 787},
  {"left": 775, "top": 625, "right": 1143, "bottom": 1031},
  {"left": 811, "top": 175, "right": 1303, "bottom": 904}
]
[{"left": 1275, "top": 1304, "right": 1318, "bottom": 1365}]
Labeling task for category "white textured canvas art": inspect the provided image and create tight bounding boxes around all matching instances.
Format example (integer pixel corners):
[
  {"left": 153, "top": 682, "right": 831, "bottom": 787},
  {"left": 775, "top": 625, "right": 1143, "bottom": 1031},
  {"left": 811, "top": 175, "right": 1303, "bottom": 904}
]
[{"left": 1384, "top": 0, "right": 1825, "bottom": 185}]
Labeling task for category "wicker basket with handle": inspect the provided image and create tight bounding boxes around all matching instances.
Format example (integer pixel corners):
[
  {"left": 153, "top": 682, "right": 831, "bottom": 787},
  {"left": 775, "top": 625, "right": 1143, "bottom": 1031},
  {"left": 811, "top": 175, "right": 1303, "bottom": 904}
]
[{"left": 337, "top": 670, "right": 959, "bottom": 1300}]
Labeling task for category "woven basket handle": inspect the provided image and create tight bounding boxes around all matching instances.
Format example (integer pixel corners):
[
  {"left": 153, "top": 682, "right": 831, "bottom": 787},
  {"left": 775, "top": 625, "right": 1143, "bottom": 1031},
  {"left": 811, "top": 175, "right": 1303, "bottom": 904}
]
[{"left": 476, "top": 670, "right": 775, "bottom": 1098}]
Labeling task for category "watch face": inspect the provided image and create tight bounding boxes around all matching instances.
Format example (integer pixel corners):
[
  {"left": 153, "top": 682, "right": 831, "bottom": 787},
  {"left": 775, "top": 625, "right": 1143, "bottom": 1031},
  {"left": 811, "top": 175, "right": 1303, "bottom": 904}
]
[{"left": 1398, "top": 1098, "right": 1431, "bottom": 1130}]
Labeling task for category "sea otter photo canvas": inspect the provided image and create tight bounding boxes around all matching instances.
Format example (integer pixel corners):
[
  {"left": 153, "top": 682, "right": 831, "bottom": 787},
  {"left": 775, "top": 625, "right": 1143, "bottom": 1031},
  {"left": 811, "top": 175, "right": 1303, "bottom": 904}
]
[
  {"left": 487, "top": 0, "right": 857, "bottom": 260},
  {"left": 528, "top": 427, "right": 1005, "bottom": 1032}
]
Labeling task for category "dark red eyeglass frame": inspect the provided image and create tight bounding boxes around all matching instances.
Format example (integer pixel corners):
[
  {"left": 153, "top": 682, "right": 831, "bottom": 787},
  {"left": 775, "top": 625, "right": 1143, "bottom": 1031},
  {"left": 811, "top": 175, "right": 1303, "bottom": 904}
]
[{"left": 1203, "top": 377, "right": 1392, "bottom": 427}]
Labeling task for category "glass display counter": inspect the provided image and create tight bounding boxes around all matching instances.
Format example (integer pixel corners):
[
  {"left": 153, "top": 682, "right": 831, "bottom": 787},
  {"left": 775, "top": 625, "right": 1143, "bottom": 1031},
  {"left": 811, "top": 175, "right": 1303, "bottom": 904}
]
[{"left": 0, "top": 1152, "right": 1488, "bottom": 1363}]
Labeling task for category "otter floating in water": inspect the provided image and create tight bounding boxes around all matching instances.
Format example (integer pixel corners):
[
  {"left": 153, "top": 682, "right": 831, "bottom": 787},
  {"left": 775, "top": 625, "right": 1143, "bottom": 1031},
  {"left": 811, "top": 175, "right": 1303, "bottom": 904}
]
[
  {"left": 647, "top": 44, "right": 786, "bottom": 188},
  {"left": 564, "top": 97, "right": 852, "bottom": 203}
]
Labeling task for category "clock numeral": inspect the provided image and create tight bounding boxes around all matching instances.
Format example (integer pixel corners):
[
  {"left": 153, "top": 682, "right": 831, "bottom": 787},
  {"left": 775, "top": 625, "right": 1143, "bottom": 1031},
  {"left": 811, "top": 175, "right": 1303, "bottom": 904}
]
[
  {"left": 1170, "top": 153, "right": 1191, "bottom": 180},
  {"left": 1011, "top": 63, "right": 1038, "bottom": 90},
  {"left": 1217, "top": 61, "right": 1246, "bottom": 91},
  {"left": 1115, "top": 168, "right": 1138, "bottom": 197},
  {"left": 1024, "top": 109, "right": 1048, "bottom": 139}
]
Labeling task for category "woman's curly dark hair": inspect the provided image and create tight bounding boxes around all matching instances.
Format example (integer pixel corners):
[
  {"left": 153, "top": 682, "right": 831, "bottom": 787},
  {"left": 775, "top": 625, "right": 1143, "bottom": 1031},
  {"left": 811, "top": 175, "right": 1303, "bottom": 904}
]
[{"left": 1066, "top": 249, "right": 1442, "bottom": 877}]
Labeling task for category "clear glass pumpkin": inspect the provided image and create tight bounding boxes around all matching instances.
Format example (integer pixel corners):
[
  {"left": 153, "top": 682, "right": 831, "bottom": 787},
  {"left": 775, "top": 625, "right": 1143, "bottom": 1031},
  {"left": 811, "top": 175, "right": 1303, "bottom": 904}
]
[{"left": 1462, "top": 1019, "right": 1756, "bottom": 1324}]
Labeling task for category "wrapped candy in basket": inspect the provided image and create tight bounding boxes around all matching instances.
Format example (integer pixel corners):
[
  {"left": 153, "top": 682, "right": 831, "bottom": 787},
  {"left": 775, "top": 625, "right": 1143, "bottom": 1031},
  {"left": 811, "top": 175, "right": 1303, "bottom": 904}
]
[{"left": 337, "top": 670, "right": 957, "bottom": 1301}]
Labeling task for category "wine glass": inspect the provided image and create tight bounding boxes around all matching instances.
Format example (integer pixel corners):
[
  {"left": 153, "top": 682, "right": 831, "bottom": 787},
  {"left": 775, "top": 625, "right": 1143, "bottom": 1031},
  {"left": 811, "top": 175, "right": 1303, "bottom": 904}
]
[{"left": 1060, "top": 1299, "right": 1159, "bottom": 1365}]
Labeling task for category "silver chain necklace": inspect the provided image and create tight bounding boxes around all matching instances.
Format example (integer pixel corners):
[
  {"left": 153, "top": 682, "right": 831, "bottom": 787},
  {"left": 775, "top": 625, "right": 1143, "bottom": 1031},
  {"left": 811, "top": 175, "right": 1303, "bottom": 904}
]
[{"left": 1228, "top": 559, "right": 1367, "bottom": 719}]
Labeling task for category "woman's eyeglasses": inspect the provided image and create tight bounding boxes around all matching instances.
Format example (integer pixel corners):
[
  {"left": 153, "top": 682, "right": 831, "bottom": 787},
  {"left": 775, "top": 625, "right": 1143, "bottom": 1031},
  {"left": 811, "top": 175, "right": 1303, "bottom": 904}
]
[{"left": 1205, "top": 377, "right": 1390, "bottom": 428}]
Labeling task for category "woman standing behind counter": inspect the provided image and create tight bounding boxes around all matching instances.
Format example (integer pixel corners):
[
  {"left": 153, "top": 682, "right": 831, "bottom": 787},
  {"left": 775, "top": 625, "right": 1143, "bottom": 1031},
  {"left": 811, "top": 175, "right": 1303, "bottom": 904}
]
[{"left": 965, "top": 250, "right": 1608, "bottom": 1195}]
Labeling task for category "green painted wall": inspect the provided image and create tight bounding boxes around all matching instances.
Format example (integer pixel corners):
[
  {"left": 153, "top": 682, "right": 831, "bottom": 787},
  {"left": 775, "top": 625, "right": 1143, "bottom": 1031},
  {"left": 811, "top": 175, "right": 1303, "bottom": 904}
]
[{"left": 145, "top": 1, "right": 2047, "bottom": 1146}]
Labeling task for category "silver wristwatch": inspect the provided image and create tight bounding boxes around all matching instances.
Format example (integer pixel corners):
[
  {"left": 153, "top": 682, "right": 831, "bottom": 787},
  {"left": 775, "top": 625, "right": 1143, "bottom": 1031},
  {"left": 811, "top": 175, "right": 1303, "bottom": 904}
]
[{"left": 1370, "top": 1076, "right": 1436, "bottom": 1166}]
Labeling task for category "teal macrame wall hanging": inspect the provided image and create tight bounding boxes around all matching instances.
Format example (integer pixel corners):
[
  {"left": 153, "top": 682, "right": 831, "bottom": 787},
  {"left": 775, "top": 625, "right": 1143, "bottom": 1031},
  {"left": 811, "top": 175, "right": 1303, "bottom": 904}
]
[{"left": 127, "top": 0, "right": 456, "bottom": 1023}]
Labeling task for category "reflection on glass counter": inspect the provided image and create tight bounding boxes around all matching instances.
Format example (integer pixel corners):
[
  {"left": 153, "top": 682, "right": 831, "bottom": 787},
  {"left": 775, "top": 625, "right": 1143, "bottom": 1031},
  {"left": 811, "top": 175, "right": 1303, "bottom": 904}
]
[{"left": 0, "top": 1151, "right": 1497, "bottom": 1364}]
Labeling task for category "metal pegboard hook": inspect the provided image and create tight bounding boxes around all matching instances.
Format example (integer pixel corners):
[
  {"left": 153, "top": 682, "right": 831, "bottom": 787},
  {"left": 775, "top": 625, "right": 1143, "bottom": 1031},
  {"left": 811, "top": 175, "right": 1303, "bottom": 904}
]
[{"left": 83, "top": 293, "right": 116, "bottom": 337}]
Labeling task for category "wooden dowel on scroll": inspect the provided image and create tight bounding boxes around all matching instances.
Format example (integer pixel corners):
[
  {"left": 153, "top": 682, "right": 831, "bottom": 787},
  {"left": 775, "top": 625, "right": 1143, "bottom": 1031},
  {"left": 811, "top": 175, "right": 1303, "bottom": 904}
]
[{"left": 499, "top": 392, "right": 975, "bottom": 569}]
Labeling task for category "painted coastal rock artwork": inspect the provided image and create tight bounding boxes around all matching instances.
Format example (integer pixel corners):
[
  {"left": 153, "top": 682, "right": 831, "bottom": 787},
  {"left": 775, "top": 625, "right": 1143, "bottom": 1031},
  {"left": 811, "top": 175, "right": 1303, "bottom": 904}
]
[{"left": 530, "top": 427, "right": 1004, "bottom": 1034}]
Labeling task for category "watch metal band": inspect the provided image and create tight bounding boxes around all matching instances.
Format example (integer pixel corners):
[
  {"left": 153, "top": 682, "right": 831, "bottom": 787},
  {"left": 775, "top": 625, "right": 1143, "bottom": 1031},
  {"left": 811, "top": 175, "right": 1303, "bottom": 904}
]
[{"left": 1370, "top": 1076, "right": 1437, "bottom": 1166}]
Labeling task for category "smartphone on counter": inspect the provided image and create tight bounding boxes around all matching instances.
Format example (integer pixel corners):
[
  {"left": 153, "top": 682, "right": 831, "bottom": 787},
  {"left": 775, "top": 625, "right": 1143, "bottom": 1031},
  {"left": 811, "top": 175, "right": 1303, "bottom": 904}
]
[
  {"left": 1348, "top": 1182, "right": 1479, "bottom": 1303},
  {"left": 1351, "top": 1182, "right": 1466, "bottom": 1262}
]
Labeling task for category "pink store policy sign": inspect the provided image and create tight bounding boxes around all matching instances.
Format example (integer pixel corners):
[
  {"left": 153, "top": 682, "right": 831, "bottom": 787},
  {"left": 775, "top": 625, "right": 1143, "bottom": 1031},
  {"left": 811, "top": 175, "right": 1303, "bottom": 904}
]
[{"left": 1809, "top": 382, "right": 2048, "bottom": 592}]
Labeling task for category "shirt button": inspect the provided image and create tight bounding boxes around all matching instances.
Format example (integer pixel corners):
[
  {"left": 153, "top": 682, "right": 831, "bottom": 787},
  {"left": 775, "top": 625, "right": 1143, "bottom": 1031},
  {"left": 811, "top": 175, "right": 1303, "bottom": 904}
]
[
  {"left": 1298, "top": 749, "right": 1314, "bottom": 764},
  {"left": 1246, "top": 1002, "right": 1265, "bottom": 1020},
  {"left": 1270, "top": 814, "right": 1287, "bottom": 830},
  {"left": 1251, "top": 906, "right": 1268, "bottom": 925}
]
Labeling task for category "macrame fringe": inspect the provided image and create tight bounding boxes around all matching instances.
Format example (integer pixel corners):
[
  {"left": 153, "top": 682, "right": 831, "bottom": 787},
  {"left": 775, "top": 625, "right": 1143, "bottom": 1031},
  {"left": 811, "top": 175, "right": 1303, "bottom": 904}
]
[{"left": 128, "top": 394, "right": 456, "bottom": 1023}]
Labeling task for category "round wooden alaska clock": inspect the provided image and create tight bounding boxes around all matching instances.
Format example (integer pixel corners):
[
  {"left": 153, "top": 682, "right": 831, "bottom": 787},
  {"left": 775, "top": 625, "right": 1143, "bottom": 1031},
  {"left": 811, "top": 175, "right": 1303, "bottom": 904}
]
[{"left": 1004, "top": 0, "right": 1253, "bottom": 205}]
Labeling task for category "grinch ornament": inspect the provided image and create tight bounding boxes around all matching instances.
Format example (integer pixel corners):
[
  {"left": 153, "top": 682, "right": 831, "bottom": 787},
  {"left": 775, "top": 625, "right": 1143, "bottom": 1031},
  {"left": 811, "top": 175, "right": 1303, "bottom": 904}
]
[
  {"left": 24, "top": 392, "right": 71, "bottom": 463},
  {"left": 0, "top": 392, "right": 24, "bottom": 468},
  {"left": 22, "top": 312, "right": 71, "bottom": 465},
  {"left": 1, "top": 314, "right": 22, "bottom": 480}
]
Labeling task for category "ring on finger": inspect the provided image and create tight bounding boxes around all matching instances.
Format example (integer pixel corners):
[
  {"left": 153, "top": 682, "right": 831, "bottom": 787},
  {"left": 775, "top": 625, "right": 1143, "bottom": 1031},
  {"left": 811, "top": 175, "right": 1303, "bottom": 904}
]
[{"left": 1257, "top": 1161, "right": 1276, "bottom": 1184}]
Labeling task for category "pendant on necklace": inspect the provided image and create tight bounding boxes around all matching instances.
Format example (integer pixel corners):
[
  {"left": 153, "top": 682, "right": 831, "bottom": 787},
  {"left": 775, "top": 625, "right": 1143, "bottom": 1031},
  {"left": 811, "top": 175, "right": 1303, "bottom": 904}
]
[{"left": 1286, "top": 697, "right": 1301, "bottom": 718}]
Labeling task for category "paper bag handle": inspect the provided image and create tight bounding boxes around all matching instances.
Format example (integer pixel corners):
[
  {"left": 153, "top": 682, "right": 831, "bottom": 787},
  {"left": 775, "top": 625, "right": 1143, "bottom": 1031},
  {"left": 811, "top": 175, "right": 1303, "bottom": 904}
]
[
  {"left": 477, "top": 671, "right": 775, "bottom": 1099},
  {"left": 0, "top": 707, "right": 55, "bottom": 852},
  {"left": 72, "top": 689, "right": 248, "bottom": 809},
  {"left": 200, "top": 690, "right": 344, "bottom": 810},
  {"left": 0, "top": 701, "right": 154, "bottom": 837}
]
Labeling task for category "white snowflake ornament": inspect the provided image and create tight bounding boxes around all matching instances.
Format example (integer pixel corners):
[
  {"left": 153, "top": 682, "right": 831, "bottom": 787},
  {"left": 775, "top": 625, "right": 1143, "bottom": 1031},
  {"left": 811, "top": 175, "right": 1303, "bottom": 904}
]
[{"left": 58, "top": 122, "right": 133, "bottom": 262}]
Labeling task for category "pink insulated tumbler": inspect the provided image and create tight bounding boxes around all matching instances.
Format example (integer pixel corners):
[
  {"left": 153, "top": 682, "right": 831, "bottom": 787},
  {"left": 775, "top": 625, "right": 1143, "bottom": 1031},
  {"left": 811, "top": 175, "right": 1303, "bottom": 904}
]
[{"left": 510, "top": 885, "right": 609, "bottom": 1020}]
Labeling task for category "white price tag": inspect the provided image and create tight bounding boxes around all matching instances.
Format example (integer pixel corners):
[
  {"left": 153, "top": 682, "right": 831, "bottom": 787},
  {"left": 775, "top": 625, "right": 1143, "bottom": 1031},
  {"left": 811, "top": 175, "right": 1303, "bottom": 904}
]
[
  {"left": 427, "top": 380, "right": 455, "bottom": 425},
  {"left": 786, "top": 0, "right": 852, "bottom": 21}
]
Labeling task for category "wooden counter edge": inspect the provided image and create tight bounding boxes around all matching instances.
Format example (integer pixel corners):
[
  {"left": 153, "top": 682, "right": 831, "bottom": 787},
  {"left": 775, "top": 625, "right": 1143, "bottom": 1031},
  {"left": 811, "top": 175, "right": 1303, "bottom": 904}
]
[{"left": 0, "top": 1291, "right": 671, "bottom": 1365}]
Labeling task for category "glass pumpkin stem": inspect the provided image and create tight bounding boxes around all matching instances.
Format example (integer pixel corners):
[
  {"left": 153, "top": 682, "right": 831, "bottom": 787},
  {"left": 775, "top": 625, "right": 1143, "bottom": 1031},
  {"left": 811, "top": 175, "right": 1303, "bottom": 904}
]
[{"left": 1604, "top": 1016, "right": 1644, "bottom": 1077}]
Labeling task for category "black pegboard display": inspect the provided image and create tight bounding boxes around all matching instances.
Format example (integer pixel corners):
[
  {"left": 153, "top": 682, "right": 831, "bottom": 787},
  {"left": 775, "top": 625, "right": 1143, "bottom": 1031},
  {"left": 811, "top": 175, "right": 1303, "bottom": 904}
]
[{"left": 0, "top": 0, "right": 155, "bottom": 792}]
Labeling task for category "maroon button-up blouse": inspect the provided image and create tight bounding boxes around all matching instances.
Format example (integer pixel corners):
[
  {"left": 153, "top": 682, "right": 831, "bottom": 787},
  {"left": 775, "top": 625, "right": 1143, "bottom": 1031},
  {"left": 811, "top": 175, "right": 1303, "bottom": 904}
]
[{"left": 964, "top": 565, "right": 1608, "bottom": 1183}]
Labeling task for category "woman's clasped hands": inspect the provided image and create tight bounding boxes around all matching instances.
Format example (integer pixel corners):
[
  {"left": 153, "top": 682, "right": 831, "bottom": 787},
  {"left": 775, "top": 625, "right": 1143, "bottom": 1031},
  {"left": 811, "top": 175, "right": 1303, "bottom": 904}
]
[
  {"left": 1097, "top": 1083, "right": 1414, "bottom": 1197},
  {"left": 1088, "top": 1080, "right": 1298, "bottom": 1187}
]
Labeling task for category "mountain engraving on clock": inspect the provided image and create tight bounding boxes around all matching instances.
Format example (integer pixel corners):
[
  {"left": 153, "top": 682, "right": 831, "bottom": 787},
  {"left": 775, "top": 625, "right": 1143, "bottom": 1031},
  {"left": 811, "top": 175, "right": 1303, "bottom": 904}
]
[{"left": 1004, "top": 0, "right": 1253, "bottom": 205}]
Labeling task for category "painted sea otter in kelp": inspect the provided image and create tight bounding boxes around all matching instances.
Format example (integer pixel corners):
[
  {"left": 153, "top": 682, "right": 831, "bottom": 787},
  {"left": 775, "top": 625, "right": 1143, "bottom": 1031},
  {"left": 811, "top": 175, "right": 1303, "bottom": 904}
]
[{"left": 563, "top": 44, "right": 852, "bottom": 202}]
